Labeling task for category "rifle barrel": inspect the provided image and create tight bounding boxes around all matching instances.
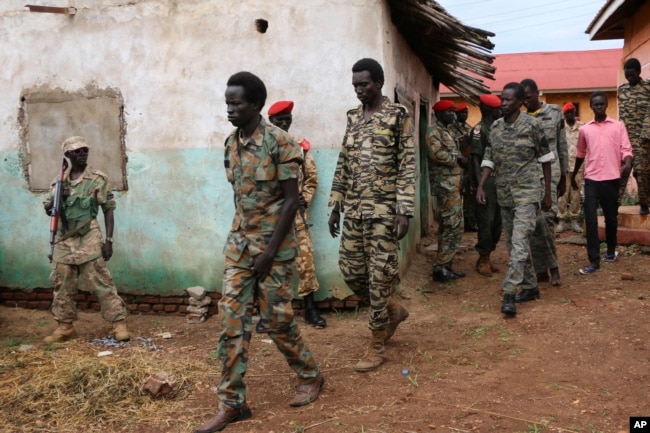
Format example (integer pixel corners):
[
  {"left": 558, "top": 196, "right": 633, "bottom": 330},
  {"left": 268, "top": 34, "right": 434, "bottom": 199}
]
[{"left": 48, "top": 158, "right": 68, "bottom": 262}]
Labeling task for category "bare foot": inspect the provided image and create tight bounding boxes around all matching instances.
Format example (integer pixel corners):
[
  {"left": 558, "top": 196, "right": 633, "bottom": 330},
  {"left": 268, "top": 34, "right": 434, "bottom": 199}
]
[
  {"left": 536, "top": 272, "right": 550, "bottom": 283},
  {"left": 550, "top": 267, "right": 561, "bottom": 286}
]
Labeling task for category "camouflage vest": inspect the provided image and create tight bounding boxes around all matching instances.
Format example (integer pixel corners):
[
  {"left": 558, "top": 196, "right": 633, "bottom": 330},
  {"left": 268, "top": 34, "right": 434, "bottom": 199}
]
[{"left": 62, "top": 173, "right": 101, "bottom": 236}]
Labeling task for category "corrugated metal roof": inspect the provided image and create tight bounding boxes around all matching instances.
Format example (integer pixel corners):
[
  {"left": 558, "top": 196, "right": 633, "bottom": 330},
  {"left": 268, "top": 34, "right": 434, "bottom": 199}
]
[
  {"left": 586, "top": 0, "right": 645, "bottom": 40},
  {"left": 440, "top": 48, "right": 622, "bottom": 96}
]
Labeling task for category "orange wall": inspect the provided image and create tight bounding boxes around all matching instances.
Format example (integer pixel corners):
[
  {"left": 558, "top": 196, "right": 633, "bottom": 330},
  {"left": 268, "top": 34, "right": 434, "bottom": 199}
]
[
  {"left": 445, "top": 91, "right": 617, "bottom": 128},
  {"left": 622, "top": 1, "right": 650, "bottom": 81},
  {"left": 544, "top": 91, "right": 618, "bottom": 123}
]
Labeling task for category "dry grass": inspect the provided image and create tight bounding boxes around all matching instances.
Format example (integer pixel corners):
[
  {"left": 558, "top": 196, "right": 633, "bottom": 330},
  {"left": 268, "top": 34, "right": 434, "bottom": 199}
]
[{"left": 0, "top": 341, "right": 206, "bottom": 432}]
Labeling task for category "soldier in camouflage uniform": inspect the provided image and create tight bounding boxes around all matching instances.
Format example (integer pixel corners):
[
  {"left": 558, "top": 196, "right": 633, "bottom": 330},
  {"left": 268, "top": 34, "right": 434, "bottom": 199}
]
[
  {"left": 328, "top": 58, "right": 413, "bottom": 373},
  {"left": 471, "top": 94, "right": 503, "bottom": 277},
  {"left": 477, "top": 82, "right": 555, "bottom": 316},
  {"left": 42, "top": 136, "right": 130, "bottom": 343},
  {"left": 450, "top": 102, "right": 478, "bottom": 232},
  {"left": 196, "top": 72, "right": 323, "bottom": 433},
  {"left": 428, "top": 99, "right": 467, "bottom": 282},
  {"left": 521, "top": 78, "right": 569, "bottom": 288},
  {"left": 617, "top": 58, "right": 650, "bottom": 214},
  {"left": 556, "top": 102, "right": 584, "bottom": 234},
  {"left": 266, "top": 100, "right": 326, "bottom": 329}
]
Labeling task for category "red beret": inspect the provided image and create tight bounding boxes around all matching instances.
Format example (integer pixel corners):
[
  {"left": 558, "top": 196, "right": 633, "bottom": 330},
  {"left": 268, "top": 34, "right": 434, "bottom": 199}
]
[
  {"left": 479, "top": 94, "right": 501, "bottom": 109},
  {"left": 300, "top": 138, "right": 311, "bottom": 151},
  {"left": 455, "top": 102, "right": 468, "bottom": 112},
  {"left": 562, "top": 102, "right": 575, "bottom": 113},
  {"left": 268, "top": 100, "right": 294, "bottom": 116},
  {"left": 433, "top": 99, "right": 455, "bottom": 112}
]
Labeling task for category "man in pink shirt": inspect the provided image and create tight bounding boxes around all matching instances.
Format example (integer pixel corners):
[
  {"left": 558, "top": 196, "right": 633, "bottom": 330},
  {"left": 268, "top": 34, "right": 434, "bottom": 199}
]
[{"left": 571, "top": 92, "right": 633, "bottom": 274}]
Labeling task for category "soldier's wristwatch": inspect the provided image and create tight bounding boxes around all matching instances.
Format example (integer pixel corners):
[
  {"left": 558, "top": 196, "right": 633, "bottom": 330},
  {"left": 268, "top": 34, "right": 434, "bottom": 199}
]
[{"left": 105, "top": 237, "right": 113, "bottom": 243}]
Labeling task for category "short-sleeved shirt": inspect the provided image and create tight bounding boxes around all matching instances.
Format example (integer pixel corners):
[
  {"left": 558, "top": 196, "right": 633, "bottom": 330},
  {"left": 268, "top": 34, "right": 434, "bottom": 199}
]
[
  {"left": 482, "top": 113, "right": 555, "bottom": 207},
  {"left": 45, "top": 166, "right": 115, "bottom": 265},
  {"left": 329, "top": 96, "right": 415, "bottom": 218},
  {"left": 223, "top": 117, "right": 303, "bottom": 262}
]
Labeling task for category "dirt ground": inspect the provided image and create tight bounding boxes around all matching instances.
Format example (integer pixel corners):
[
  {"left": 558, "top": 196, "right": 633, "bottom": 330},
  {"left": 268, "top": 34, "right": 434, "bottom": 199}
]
[{"left": 1, "top": 229, "right": 649, "bottom": 433}]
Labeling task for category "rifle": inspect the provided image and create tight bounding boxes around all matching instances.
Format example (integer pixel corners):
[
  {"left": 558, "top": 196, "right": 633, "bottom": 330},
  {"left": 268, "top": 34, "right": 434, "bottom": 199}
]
[{"left": 48, "top": 158, "right": 68, "bottom": 262}]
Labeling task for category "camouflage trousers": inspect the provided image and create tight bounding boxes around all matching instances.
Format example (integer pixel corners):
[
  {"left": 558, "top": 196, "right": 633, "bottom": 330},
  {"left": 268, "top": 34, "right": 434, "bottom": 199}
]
[
  {"left": 475, "top": 176, "right": 502, "bottom": 255},
  {"left": 49, "top": 258, "right": 127, "bottom": 324},
  {"left": 339, "top": 216, "right": 398, "bottom": 331},
  {"left": 558, "top": 170, "right": 583, "bottom": 220},
  {"left": 501, "top": 203, "right": 538, "bottom": 295},
  {"left": 619, "top": 139, "right": 650, "bottom": 206},
  {"left": 433, "top": 189, "right": 463, "bottom": 271},
  {"left": 531, "top": 177, "right": 559, "bottom": 273},
  {"left": 295, "top": 211, "right": 320, "bottom": 298},
  {"left": 216, "top": 252, "right": 319, "bottom": 410}
]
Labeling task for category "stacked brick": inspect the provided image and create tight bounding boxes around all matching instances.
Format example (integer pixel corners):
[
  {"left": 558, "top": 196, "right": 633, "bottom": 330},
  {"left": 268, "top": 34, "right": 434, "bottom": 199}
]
[{"left": 185, "top": 286, "right": 211, "bottom": 324}]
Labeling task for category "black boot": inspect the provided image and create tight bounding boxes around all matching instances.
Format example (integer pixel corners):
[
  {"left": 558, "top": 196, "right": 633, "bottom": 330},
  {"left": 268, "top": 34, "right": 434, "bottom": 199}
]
[
  {"left": 432, "top": 267, "right": 462, "bottom": 282},
  {"left": 515, "top": 287, "right": 540, "bottom": 303},
  {"left": 303, "top": 293, "right": 326, "bottom": 328},
  {"left": 501, "top": 293, "right": 516, "bottom": 316},
  {"left": 255, "top": 319, "right": 267, "bottom": 334}
]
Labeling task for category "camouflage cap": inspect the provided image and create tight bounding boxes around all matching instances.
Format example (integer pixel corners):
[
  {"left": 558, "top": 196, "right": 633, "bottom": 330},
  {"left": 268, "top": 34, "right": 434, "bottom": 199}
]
[{"left": 62, "top": 136, "right": 89, "bottom": 153}]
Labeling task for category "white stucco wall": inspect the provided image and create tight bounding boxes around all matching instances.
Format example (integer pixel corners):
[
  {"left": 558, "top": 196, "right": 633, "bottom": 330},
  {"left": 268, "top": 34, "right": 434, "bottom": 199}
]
[
  {"left": 1, "top": 0, "right": 437, "bottom": 296},
  {"left": 2, "top": 0, "right": 388, "bottom": 150}
]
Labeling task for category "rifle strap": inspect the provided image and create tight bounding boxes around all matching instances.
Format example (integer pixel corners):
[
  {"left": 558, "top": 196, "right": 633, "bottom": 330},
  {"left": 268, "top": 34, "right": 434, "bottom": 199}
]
[{"left": 54, "top": 221, "right": 92, "bottom": 244}]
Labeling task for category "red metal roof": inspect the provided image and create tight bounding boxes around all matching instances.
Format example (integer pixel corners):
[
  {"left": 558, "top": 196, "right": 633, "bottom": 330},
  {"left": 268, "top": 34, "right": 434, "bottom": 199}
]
[{"left": 440, "top": 48, "right": 622, "bottom": 96}]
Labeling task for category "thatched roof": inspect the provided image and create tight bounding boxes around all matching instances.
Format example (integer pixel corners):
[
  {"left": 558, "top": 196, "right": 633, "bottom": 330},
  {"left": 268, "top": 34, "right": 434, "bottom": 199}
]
[{"left": 387, "top": 0, "right": 496, "bottom": 102}]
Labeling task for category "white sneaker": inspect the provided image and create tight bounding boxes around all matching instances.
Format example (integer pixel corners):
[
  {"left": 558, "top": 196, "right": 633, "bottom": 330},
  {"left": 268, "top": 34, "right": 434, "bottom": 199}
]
[
  {"left": 570, "top": 220, "right": 583, "bottom": 233},
  {"left": 603, "top": 251, "right": 619, "bottom": 262}
]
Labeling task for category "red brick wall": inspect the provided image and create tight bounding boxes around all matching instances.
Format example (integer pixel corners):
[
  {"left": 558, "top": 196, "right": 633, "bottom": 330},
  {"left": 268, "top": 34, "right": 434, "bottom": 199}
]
[{"left": 0, "top": 287, "right": 358, "bottom": 316}]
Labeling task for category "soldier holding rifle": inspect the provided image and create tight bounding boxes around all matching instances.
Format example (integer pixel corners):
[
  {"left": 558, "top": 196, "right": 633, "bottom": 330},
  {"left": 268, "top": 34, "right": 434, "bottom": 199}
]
[{"left": 43, "top": 136, "right": 130, "bottom": 343}]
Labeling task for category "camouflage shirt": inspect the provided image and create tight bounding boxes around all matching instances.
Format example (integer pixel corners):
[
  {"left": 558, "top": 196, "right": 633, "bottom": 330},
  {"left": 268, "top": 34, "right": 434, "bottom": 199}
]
[
  {"left": 564, "top": 119, "right": 584, "bottom": 168},
  {"left": 223, "top": 117, "right": 303, "bottom": 262},
  {"left": 44, "top": 166, "right": 116, "bottom": 265},
  {"left": 329, "top": 96, "right": 415, "bottom": 218},
  {"left": 300, "top": 145, "right": 318, "bottom": 207},
  {"left": 427, "top": 118, "right": 461, "bottom": 193},
  {"left": 618, "top": 78, "right": 650, "bottom": 144},
  {"left": 482, "top": 113, "right": 555, "bottom": 207},
  {"left": 449, "top": 121, "right": 472, "bottom": 158},
  {"left": 528, "top": 102, "right": 569, "bottom": 175}
]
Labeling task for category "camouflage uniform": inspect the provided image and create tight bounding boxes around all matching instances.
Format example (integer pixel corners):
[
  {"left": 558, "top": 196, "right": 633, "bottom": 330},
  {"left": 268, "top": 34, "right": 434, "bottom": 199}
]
[
  {"left": 218, "top": 118, "right": 319, "bottom": 410},
  {"left": 329, "top": 97, "right": 415, "bottom": 331},
  {"left": 617, "top": 78, "right": 650, "bottom": 206},
  {"left": 44, "top": 167, "right": 127, "bottom": 324},
  {"left": 428, "top": 118, "right": 463, "bottom": 272},
  {"left": 527, "top": 103, "right": 568, "bottom": 274},
  {"left": 482, "top": 113, "right": 554, "bottom": 295},
  {"left": 296, "top": 147, "right": 319, "bottom": 298},
  {"left": 470, "top": 119, "right": 502, "bottom": 256},
  {"left": 558, "top": 120, "right": 584, "bottom": 221},
  {"left": 450, "top": 121, "right": 477, "bottom": 230}
]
